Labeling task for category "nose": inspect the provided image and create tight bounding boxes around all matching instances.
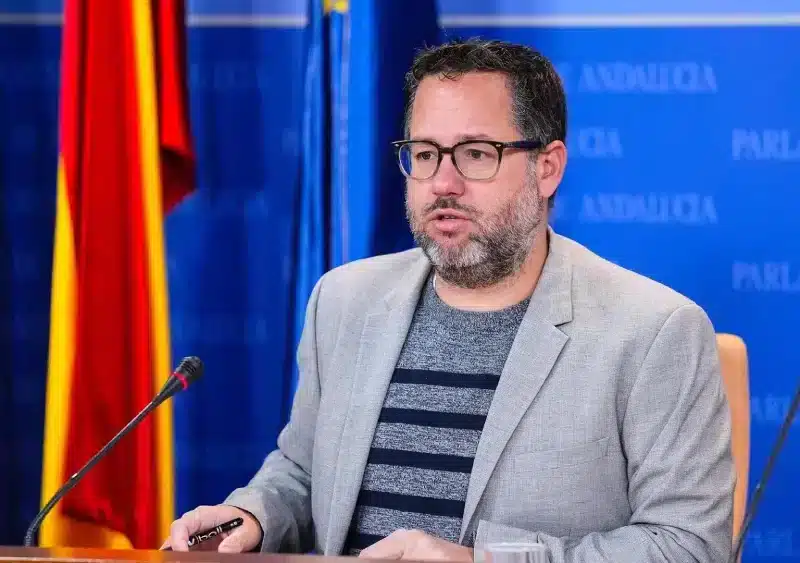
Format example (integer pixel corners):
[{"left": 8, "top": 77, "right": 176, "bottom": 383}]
[{"left": 431, "top": 155, "right": 466, "bottom": 197}]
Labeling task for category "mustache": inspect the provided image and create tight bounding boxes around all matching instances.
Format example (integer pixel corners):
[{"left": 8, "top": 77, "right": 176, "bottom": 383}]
[{"left": 423, "top": 198, "right": 479, "bottom": 217}]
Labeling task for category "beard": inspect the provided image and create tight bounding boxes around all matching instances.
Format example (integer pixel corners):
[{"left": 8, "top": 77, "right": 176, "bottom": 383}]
[{"left": 406, "top": 172, "right": 545, "bottom": 289}]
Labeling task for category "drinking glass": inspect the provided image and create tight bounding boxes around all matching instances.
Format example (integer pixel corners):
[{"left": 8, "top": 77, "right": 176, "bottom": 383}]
[{"left": 475, "top": 541, "right": 550, "bottom": 563}]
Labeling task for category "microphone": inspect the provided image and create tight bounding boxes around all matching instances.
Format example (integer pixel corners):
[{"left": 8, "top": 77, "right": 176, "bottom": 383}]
[
  {"left": 23, "top": 356, "right": 204, "bottom": 547},
  {"left": 730, "top": 376, "right": 800, "bottom": 562}
]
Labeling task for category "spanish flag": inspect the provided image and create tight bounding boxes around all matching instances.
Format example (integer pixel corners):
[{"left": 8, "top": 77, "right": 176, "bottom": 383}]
[{"left": 39, "top": 0, "right": 194, "bottom": 549}]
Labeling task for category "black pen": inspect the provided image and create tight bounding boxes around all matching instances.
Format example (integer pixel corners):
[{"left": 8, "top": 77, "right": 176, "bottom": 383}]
[
  {"left": 187, "top": 517, "right": 244, "bottom": 548},
  {"left": 162, "top": 517, "right": 244, "bottom": 550}
]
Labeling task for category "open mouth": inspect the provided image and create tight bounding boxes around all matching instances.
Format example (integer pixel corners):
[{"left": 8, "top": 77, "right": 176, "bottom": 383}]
[
  {"left": 428, "top": 210, "right": 471, "bottom": 235},
  {"left": 431, "top": 210, "right": 469, "bottom": 221}
]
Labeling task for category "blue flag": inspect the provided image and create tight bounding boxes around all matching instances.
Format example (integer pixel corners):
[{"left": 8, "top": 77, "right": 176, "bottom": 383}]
[
  {"left": 292, "top": 0, "right": 440, "bottom": 391},
  {"left": 291, "top": 0, "right": 333, "bottom": 396},
  {"left": 333, "top": 0, "right": 441, "bottom": 265}
]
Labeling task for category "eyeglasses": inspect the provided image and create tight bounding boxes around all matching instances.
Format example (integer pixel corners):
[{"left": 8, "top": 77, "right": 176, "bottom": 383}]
[{"left": 391, "top": 139, "right": 544, "bottom": 181}]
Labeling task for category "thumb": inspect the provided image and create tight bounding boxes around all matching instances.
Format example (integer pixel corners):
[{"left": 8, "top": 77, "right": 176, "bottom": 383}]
[
  {"left": 359, "top": 530, "right": 409, "bottom": 559},
  {"left": 217, "top": 529, "right": 248, "bottom": 553}
]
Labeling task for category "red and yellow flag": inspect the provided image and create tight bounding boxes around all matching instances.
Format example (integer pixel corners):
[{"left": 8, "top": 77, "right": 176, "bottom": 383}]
[{"left": 40, "top": 0, "right": 194, "bottom": 549}]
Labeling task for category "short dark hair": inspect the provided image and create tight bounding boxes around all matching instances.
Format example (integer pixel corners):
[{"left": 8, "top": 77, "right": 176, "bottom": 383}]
[
  {"left": 403, "top": 38, "right": 567, "bottom": 149},
  {"left": 403, "top": 39, "right": 566, "bottom": 208}
]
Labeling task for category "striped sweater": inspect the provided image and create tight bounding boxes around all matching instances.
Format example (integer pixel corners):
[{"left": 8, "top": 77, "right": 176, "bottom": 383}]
[{"left": 345, "top": 274, "right": 530, "bottom": 554}]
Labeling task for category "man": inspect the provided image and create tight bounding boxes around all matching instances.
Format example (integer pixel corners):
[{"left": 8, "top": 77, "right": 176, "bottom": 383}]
[{"left": 165, "top": 39, "right": 734, "bottom": 562}]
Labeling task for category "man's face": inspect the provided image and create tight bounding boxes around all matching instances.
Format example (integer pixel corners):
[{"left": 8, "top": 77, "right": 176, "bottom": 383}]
[{"left": 404, "top": 72, "right": 547, "bottom": 289}]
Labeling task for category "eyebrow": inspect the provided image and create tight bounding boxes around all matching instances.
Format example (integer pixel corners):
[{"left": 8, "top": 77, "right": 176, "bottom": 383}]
[
  {"left": 409, "top": 133, "right": 496, "bottom": 143},
  {"left": 458, "top": 133, "right": 494, "bottom": 141}
]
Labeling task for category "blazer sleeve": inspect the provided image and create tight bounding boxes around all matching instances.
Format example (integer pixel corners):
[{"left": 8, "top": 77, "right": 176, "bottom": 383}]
[
  {"left": 222, "top": 275, "right": 326, "bottom": 554},
  {"left": 475, "top": 304, "right": 735, "bottom": 563}
]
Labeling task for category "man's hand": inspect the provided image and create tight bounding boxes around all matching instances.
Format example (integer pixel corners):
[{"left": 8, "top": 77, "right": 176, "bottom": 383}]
[
  {"left": 162, "top": 504, "right": 262, "bottom": 553},
  {"left": 359, "top": 529, "right": 473, "bottom": 562}
]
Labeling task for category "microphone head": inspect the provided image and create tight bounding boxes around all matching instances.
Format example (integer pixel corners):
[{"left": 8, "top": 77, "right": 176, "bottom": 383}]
[{"left": 175, "top": 356, "right": 203, "bottom": 386}]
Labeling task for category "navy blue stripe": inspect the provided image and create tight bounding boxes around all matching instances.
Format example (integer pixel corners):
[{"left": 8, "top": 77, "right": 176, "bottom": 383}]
[
  {"left": 392, "top": 368, "right": 500, "bottom": 390},
  {"left": 367, "top": 447, "right": 474, "bottom": 473},
  {"left": 379, "top": 407, "right": 487, "bottom": 430},
  {"left": 357, "top": 490, "right": 466, "bottom": 518}
]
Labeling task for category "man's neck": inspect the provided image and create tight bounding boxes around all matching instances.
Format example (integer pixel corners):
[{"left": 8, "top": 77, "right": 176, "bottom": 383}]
[{"left": 434, "top": 229, "right": 549, "bottom": 312}]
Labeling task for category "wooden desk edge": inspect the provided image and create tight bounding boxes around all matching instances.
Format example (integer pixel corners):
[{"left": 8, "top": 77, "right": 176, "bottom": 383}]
[{"left": 0, "top": 547, "right": 356, "bottom": 562}]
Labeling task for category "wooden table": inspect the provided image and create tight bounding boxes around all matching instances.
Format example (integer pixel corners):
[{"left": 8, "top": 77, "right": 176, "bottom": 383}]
[{"left": 0, "top": 548, "right": 354, "bottom": 562}]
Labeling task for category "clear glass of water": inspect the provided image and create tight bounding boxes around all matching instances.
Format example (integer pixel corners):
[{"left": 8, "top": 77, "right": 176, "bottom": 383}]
[{"left": 476, "top": 542, "right": 550, "bottom": 563}]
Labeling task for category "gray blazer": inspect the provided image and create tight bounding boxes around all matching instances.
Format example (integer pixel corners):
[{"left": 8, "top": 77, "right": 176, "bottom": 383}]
[{"left": 225, "top": 229, "right": 735, "bottom": 562}]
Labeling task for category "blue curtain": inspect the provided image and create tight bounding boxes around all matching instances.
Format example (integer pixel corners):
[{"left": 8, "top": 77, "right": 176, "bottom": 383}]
[
  {"left": 0, "top": 95, "right": 14, "bottom": 538},
  {"left": 165, "top": 21, "right": 307, "bottom": 513},
  {"left": 0, "top": 15, "right": 59, "bottom": 545}
]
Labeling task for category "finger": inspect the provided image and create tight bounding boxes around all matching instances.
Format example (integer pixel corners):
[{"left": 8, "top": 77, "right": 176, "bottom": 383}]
[
  {"left": 159, "top": 538, "right": 171, "bottom": 551},
  {"left": 168, "top": 516, "right": 191, "bottom": 552},
  {"left": 168, "top": 506, "right": 212, "bottom": 552},
  {"left": 217, "top": 529, "right": 248, "bottom": 553},
  {"left": 359, "top": 532, "right": 408, "bottom": 559}
]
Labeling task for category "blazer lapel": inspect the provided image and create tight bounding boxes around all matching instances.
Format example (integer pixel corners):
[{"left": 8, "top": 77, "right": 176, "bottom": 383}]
[
  {"left": 461, "top": 230, "right": 574, "bottom": 542},
  {"left": 325, "top": 252, "right": 432, "bottom": 555}
]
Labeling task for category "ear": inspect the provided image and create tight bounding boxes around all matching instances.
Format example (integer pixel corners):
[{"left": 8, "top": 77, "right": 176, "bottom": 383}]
[{"left": 535, "top": 140, "right": 567, "bottom": 199}]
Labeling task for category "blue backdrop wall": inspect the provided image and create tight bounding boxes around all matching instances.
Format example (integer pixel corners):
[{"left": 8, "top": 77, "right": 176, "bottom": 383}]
[{"left": 1, "top": 1, "right": 799, "bottom": 560}]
